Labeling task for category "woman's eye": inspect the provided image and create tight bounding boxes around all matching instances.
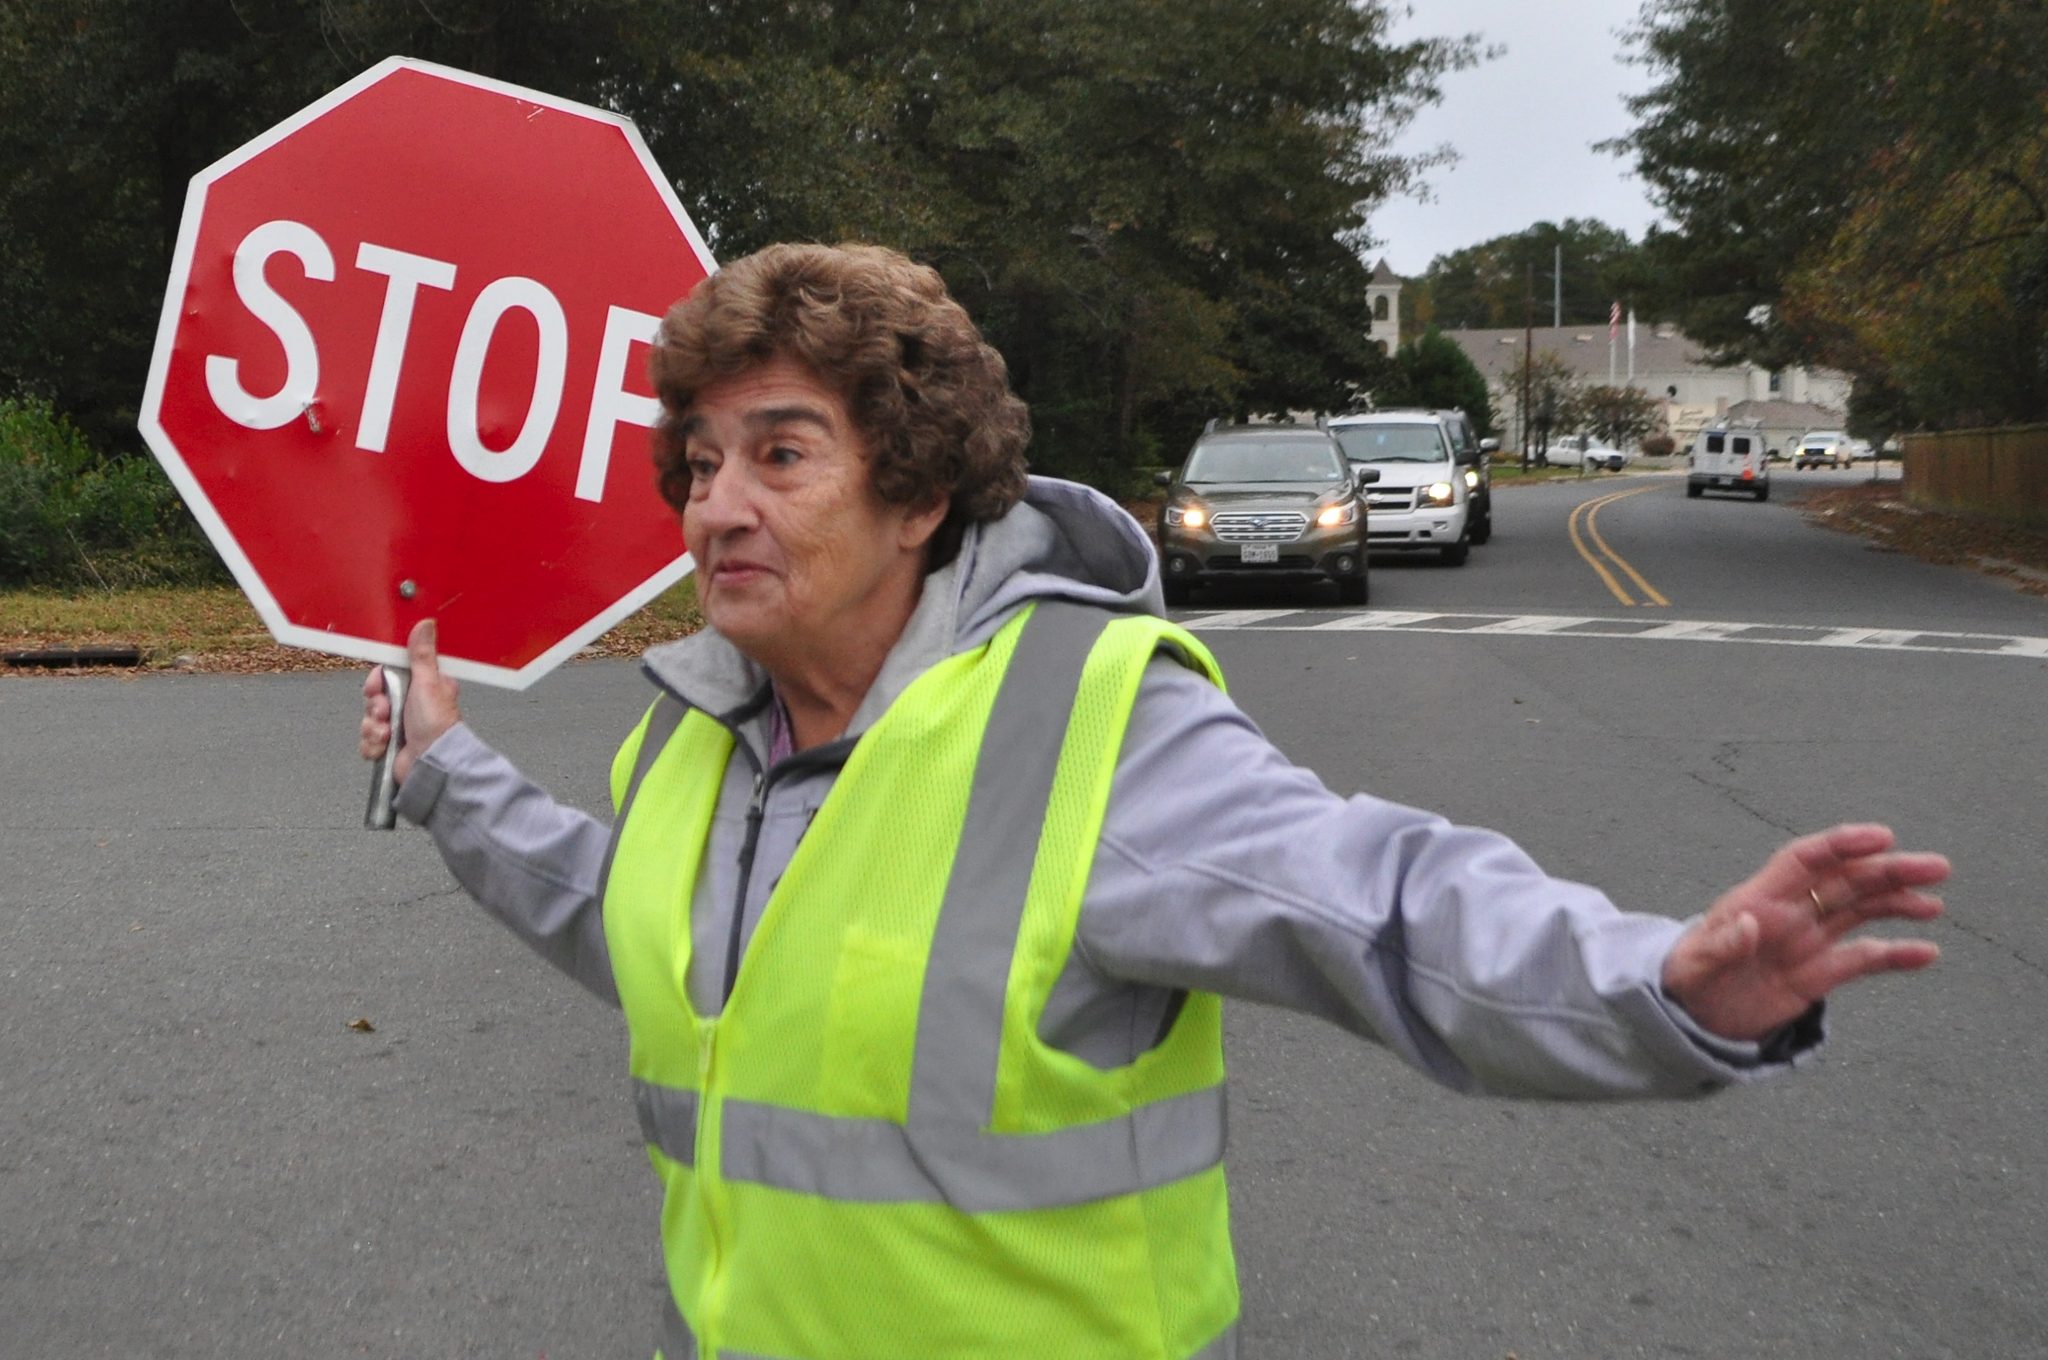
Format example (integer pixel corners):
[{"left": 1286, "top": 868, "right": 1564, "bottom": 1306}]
[
  {"left": 767, "top": 445, "right": 802, "bottom": 467},
  {"left": 687, "top": 457, "right": 718, "bottom": 480}
]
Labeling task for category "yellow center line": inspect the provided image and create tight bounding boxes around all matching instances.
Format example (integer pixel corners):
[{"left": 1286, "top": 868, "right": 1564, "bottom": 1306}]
[
  {"left": 1568, "top": 485, "right": 1670, "bottom": 607},
  {"left": 1567, "top": 494, "right": 1636, "bottom": 604},
  {"left": 1585, "top": 486, "right": 1671, "bottom": 606}
]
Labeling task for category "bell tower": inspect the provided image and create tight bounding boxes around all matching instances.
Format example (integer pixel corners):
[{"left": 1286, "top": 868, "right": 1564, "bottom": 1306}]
[{"left": 1367, "top": 259, "right": 1403, "bottom": 354}]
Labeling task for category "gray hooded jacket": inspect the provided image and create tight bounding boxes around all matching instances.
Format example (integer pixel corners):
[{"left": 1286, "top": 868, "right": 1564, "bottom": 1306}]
[{"left": 396, "top": 476, "right": 1809, "bottom": 1096}]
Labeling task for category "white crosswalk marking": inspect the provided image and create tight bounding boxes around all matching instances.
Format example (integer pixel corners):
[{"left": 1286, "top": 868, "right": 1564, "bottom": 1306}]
[
  {"left": 1302, "top": 611, "right": 1440, "bottom": 631},
  {"left": 1178, "top": 609, "right": 2048, "bottom": 660}
]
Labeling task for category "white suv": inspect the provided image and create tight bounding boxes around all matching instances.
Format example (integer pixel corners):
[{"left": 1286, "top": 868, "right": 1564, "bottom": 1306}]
[{"left": 1327, "top": 411, "right": 1472, "bottom": 565}]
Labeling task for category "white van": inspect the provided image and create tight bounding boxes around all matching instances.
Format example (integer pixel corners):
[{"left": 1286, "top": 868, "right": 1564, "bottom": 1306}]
[{"left": 1687, "top": 427, "right": 1770, "bottom": 501}]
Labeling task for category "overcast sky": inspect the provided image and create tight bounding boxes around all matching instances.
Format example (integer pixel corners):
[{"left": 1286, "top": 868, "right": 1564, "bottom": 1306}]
[{"left": 1364, "top": 0, "right": 1664, "bottom": 277}]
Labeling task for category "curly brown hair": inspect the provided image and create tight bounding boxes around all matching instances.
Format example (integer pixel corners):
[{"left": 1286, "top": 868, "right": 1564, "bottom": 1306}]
[{"left": 649, "top": 243, "right": 1030, "bottom": 565}]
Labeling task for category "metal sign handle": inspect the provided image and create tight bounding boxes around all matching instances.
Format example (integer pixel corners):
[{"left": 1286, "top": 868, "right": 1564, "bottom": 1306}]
[{"left": 365, "top": 666, "right": 408, "bottom": 831}]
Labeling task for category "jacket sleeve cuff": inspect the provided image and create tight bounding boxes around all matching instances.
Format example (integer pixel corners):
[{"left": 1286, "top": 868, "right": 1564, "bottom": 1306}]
[
  {"left": 392, "top": 721, "right": 482, "bottom": 826},
  {"left": 1652, "top": 983, "right": 1828, "bottom": 1083}
]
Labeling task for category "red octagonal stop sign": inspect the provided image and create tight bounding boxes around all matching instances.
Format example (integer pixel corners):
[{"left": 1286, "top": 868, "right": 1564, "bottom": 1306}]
[{"left": 139, "top": 57, "right": 714, "bottom": 688}]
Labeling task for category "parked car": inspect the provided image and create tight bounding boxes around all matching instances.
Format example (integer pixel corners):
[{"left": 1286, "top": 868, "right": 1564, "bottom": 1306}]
[
  {"left": 1687, "top": 426, "right": 1770, "bottom": 500},
  {"left": 1794, "top": 430, "right": 1851, "bottom": 469},
  {"left": 1326, "top": 411, "right": 1474, "bottom": 565},
  {"left": 1546, "top": 437, "right": 1630, "bottom": 471},
  {"left": 1154, "top": 422, "right": 1376, "bottom": 606}
]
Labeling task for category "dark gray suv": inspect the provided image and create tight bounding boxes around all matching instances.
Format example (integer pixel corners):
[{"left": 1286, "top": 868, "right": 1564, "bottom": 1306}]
[
  {"left": 1154, "top": 423, "right": 1376, "bottom": 606},
  {"left": 1434, "top": 407, "right": 1495, "bottom": 545}
]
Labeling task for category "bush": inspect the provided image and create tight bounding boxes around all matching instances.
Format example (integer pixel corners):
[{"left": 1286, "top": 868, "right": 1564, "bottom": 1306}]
[
  {"left": 1641, "top": 433, "right": 1677, "bottom": 458},
  {"left": 0, "top": 395, "right": 224, "bottom": 588}
]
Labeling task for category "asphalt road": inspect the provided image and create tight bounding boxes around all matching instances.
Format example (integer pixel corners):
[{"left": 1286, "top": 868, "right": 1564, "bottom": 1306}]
[{"left": 5, "top": 466, "right": 2045, "bottom": 1358}]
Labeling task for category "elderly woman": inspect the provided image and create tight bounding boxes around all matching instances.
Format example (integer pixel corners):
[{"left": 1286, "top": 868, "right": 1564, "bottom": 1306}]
[{"left": 361, "top": 243, "right": 1946, "bottom": 1360}]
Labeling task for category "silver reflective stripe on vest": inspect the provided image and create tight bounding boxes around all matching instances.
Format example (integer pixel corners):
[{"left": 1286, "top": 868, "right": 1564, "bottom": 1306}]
[
  {"left": 661, "top": 1296, "right": 807, "bottom": 1360},
  {"left": 662, "top": 1295, "right": 1235, "bottom": 1360},
  {"left": 659, "top": 1294, "right": 697, "bottom": 1359},
  {"left": 604, "top": 695, "right": 690, "bottom": 898},
  {"left": 634, "top": 1079, "right": 699, "bottom": 1167},
  {"left": 612, "top": 697, "right": 695, "bottom": 1169},
  {"left": 907, "top": 601, "right": 1109, "bottom": 1128},
  {"left": 723, "top": 1083, "right": 1224, "bottom": 1212},
  {"left": 719, "top": 602, "right": 1226, "bottom": 1210}
]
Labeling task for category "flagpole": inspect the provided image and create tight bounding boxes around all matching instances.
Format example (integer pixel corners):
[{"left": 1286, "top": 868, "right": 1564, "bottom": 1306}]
[{"left": 1608, "top": 301, "right": 1618, "bottom": 385}]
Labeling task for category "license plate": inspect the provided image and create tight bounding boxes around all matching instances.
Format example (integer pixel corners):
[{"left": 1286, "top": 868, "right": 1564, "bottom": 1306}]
[{"left": 1241, "top": 543, "right": 1279, "bottom": 564}]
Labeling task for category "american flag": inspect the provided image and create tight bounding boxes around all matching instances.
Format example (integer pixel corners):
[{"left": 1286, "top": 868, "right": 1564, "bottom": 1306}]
[{"left": 1609, "top": 301, "right": 1621, "bottom": 340}]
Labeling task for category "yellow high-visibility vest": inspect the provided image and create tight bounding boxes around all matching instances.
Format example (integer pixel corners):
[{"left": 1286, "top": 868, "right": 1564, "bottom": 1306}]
[{"left": 603, "top": 602, "right": 1240, "bottom": 1359}]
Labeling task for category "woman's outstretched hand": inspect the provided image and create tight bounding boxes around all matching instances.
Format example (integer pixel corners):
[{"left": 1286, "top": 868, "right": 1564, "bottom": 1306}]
[{"left": 1662, "top": 824, "right": 1948, "bottom": 1041}]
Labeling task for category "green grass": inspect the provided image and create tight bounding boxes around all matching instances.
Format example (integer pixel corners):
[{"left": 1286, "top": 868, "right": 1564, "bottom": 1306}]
[{"left": 1488, "top": 462, "right": 1606, "bottom": 485}]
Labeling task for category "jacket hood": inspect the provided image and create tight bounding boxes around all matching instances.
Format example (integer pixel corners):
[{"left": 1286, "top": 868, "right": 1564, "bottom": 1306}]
[{"left": 640, "top": 475, "right": 1163, "bottom": 743}]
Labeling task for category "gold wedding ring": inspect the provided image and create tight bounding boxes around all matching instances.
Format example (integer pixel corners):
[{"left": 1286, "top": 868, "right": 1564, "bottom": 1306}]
[{"left": 1809, "top": 886, "right": 1832, "bottom": 918}]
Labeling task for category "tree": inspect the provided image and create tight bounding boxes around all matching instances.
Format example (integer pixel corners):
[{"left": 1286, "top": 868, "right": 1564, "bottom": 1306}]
[
  {"left": 1417, "top": 219, "right": 1650, "bottom": 331},
  {"left": 1614, "top": 0, "right": 2048, "bottom": 428},
  {"left": 1577, "top": 384, "right": 1664, "bottom": 450},
  {"left": 1498, "top": 350, "right": 1583, "bottom": 465},
  {"left": 0, "top": 0, "right": 682, "bottom": 453},
  {"left": 0, "top": 0, "right": 1478, "bottom": 489},
  {"left": 1389, "top": 329, "right": 1495, "bottom": 436},
  {"left": 1610, "top": 0, "right": 1897, "bottom": 366}
]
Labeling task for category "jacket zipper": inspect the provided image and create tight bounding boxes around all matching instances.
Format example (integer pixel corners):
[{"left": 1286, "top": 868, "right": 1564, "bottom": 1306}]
[
  {"left": 650, "top": 679, "right": 855, "bottom": 1007},
  {"left": 720, "top": 766, "right": 767, "bottom": 1004}
]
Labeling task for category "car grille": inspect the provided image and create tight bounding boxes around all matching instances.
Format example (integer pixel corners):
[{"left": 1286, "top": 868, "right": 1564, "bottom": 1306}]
[
  {"left": 1210, "top": 511, "right": 1308, "bottom": 543},
  {"left": 1366, "top": 487, "right": 1417, "bottom": 513}
]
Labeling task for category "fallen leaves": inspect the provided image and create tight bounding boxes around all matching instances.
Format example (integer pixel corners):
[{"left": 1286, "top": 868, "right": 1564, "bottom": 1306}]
[
  {"left": 1, "top": 578, "right": 706, "bottom": 677},
  {"left": 1798, "top": 481, "right": 2048, "bottom": 594}
]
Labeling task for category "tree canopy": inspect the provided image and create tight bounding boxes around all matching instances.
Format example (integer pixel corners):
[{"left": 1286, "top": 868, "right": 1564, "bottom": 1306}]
[
  {"left": 1615, "top": 0, "right": 2048, "bottom": 432},
  {"left": 0, "top": 0, "right": 1476, "bottom": 481},
  {"left": 1577, "top": 383, "right": 1665, "bottom": 450},
  {"left": 1383, "top": 329, "right": 1496, "bottom": 437},
  {"left": 1410, "top": 219, "right": 1651, "bottom": 332}
]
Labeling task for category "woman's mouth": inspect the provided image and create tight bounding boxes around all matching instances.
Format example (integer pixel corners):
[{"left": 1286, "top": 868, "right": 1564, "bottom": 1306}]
[{"left": 710, "top": 559, "right": 770, "bottom": 586}]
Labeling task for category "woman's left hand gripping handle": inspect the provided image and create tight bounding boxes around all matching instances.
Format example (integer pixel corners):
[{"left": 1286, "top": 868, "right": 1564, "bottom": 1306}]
[{"left": 361, "top": 619, "right": 462, "bottom": 830}]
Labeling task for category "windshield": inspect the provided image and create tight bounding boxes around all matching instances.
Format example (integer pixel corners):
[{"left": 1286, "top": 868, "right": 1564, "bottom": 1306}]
[
  {"left": 1333, "top": 424, "right": 1446, "bottom": 463},
  {"left": 1182, "top": 440, "right": 1346, "bottom": 483}
]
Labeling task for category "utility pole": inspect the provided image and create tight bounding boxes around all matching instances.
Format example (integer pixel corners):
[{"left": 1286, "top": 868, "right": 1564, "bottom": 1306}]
[
  {"left": 1553, "top": 243, "right": 1563, "bottom": 329},
  {"left": 1520, "top": 263, "right": 1535, "bottom": 471}
]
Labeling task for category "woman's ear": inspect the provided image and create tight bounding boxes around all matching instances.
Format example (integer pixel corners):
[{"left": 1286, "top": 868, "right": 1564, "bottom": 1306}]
[{"left": 898, "top": 494, "right": 950, "bottom": 552}]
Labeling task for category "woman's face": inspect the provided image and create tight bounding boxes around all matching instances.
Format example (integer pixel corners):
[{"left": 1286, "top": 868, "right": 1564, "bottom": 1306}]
[{"left": 678, "top": 357, "right": 942, "bottom": 673}]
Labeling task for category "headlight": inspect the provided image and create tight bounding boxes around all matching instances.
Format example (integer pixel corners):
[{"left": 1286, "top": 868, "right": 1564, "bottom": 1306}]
[
  {"left": 1315, "top": 501, "right": 1359, "bottom": 528},
  {"left": 1462, "top": 468, "right": 1480, "bottom": 491},
  {"left": 1165, "top": 504, "right": 1207, "bottom": 528},
  {"left": 1420, "top": 481, "right": 1455, "bottom": 507}
]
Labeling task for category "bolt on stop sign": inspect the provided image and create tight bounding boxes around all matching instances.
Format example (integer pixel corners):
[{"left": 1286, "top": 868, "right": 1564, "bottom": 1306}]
[{"left": 139, "top": 57, "right": 715, "bottom": 688}]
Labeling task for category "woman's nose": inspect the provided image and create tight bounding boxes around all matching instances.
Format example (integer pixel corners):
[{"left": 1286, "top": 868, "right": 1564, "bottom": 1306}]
[{"left": 691, "top": 462, "right": 759, "bottom": 535}]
